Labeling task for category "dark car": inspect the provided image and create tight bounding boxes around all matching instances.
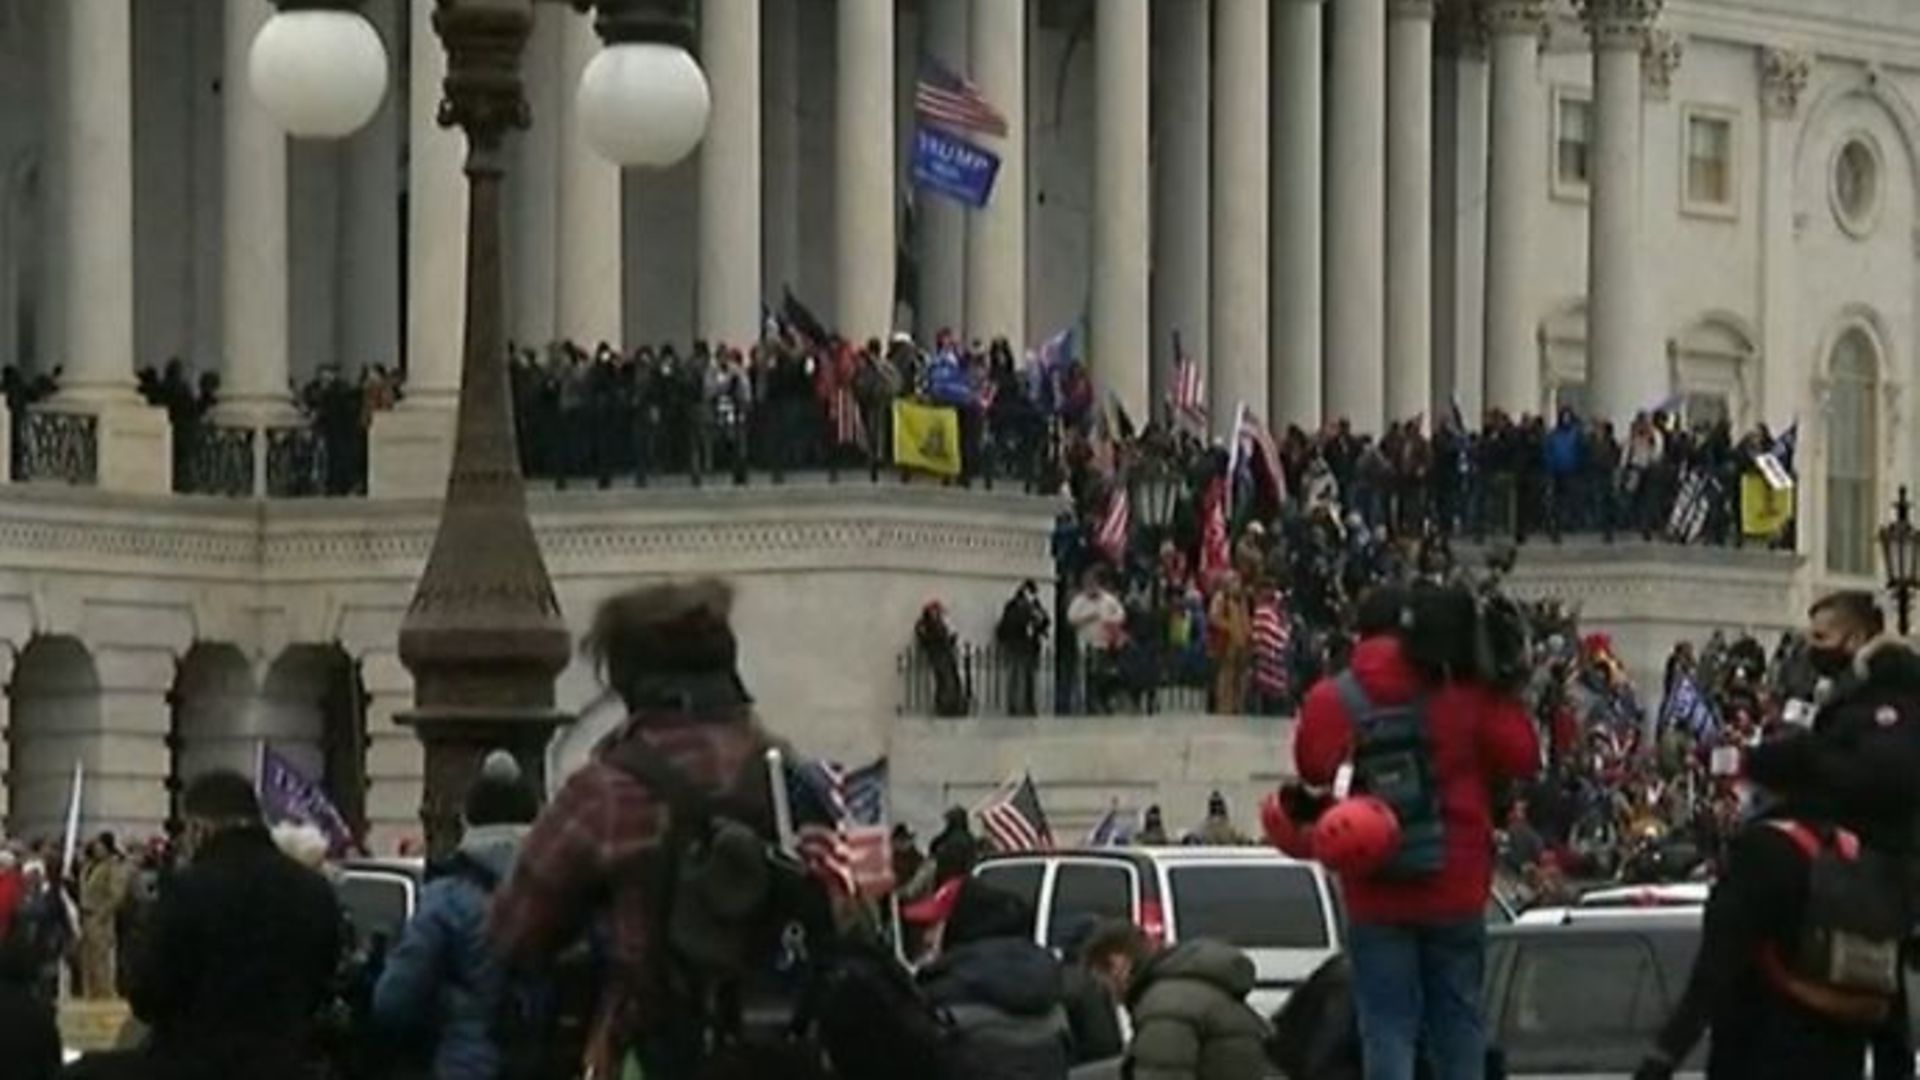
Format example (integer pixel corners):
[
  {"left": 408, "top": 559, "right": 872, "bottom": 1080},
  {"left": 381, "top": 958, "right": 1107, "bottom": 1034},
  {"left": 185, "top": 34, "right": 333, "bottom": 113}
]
[{"left": 1486, "top": 908, "right": 1704, "bottom": 1078}]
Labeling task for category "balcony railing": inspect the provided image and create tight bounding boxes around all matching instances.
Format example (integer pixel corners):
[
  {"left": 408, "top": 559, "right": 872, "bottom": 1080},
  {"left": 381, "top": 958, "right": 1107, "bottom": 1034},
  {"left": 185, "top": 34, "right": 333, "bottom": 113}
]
[
  {"left": 16, "top": 411, "right": 98, "bottom": 486},
  {"left": 175, "top": 424, "right": 256, "bottom": 496},
  {"left": 266, "top": 425, "right": 330, "bottom": 498},
  {"left": 898, "top": 640, "right": 1218, "bottom": 718}
]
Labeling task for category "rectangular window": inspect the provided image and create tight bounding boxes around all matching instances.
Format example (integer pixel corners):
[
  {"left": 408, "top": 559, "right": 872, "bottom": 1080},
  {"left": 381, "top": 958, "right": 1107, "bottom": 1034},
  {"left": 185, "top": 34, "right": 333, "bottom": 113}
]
[
  {"left": 1165, "top": 864, "right": 1330, "bottom": 949},
  {"left": 1686, "top": 113, "right": 1735, "bottom": 211},
  {"left": 1046, "top": 862, "right": 1135, "bottom": 947},
  {"left": 1556, "top": 96, "right": 1592, "bottom": 191}
]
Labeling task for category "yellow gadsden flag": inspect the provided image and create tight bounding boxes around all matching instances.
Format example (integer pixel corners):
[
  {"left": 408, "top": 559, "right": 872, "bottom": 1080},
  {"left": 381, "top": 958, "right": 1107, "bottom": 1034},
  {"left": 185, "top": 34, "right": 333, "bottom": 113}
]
[
  {"left": 892, "top": 400, "right": 962, "bottom": 477},
  {"left": 1740, "top": 472, "right": 1795, "bottom": 538}
]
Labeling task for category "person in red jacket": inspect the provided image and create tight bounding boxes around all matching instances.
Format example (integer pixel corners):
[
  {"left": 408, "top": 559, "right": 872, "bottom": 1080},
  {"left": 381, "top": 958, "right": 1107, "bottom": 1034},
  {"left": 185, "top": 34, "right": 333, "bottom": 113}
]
[{"left": 1295, "top": 584, "right": 1540, "bottom": 1080}]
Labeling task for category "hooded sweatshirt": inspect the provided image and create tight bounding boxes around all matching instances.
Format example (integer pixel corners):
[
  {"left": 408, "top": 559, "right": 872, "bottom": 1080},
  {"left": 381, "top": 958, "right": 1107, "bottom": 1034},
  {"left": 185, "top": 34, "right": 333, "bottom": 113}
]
[
  {"left": 1296, "top": 636, "right": 1539, "bottom": 924},
  {"left": 919, "top": 936, "right": 1072, "bottom": 1080},
  {"left": 1126, "top": 940, "right": 1272, "bottom": 1080}
]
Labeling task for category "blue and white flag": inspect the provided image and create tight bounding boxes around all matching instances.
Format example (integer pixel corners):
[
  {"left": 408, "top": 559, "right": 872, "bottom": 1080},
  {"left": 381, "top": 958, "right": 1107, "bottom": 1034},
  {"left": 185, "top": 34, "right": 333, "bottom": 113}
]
[
  {"left": 912, "top": 124, "right": 1002, "bottom": 209},
  {"left": 257, "top": 744, "right": 356, "bottom": 855},
  {"left": 1084, "top": 803, "right": 1130, "bottom": 847},
  {"left": 1661, "top": 673, "right": 1719, "bottom": 736}
]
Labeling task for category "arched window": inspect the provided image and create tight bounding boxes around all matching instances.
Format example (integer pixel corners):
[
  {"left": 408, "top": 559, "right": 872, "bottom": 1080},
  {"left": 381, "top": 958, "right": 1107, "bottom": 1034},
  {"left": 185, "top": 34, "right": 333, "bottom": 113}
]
[{"left": 1826, "top": 328, "right": 1879, "bottom": 575}]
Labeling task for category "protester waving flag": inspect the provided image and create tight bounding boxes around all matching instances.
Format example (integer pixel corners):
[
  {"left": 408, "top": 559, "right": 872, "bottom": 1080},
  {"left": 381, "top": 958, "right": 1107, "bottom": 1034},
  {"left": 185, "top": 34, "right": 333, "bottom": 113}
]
[
  {"left": 788, "top": 756, "right": 896, "bottom": 897},
  {"left": 1169, "top": 333, "right": 1207, "bottom": 431},
  {"left": 1084, "top": 802, "right": 1130, "bottom": 847},
  {"left": 915, "top": 57, "right": 1009, "bottom": 138},
  {"left": 978, "top": 773, "right": 1054, "bottom": 853},
  {"left": 257, "top": 743, "right": 357, "bottom": 856},
  {"left": 1095, "top": 484, "right": 1132, "bottom": 565},
  {"left": 1660, "top": 672, "right": 1719, "bottom": 736}
]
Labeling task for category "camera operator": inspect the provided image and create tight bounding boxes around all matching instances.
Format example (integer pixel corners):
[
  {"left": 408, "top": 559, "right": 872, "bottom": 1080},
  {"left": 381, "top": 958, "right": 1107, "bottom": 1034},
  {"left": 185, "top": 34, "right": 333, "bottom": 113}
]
[{"left": 1293, "top": 581, "right": 1539, "bottom": 1080}]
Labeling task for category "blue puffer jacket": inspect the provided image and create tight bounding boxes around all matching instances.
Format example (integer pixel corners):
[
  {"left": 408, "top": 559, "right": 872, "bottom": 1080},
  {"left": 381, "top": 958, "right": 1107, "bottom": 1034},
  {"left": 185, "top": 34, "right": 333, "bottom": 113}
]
[{"left": 373, "top": 824, "right": 526, "bottom": 1080}]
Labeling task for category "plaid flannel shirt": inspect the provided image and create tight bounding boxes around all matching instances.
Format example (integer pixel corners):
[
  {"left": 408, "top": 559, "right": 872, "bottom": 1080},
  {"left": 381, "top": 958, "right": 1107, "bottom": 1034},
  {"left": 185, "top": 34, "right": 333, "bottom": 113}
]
[{"left": 487, "top": 712, "right": 768, "bottom": 1038}]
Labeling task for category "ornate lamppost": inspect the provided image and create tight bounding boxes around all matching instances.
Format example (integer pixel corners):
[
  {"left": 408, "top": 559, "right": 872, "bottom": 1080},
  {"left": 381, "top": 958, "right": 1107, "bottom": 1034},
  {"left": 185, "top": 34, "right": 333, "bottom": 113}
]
[
  {"left": 252, "top": 0, "right": 709, "bottom": 854},
  {"left": 1879, "top": 486, "right": 1920, "bottom": 636}
]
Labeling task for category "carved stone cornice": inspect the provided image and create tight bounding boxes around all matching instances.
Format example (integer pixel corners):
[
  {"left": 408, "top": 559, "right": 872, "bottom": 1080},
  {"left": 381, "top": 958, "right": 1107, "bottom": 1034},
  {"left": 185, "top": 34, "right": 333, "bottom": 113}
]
[
  {"left": 1479, "top": 0, "right": 1547, "bottom": 38},
  {"left": 1436, "top": 0, "right": 1489, "bottom": 58},
  {"left": 1578, "top": 0, "right": 1663, "bottom": 51},
  {"left": 1760, "top": 46, "right": 1813, "bottom": 119},
  {"left": 1641, "top": 30, "right": 1684, "bottom": 101}
]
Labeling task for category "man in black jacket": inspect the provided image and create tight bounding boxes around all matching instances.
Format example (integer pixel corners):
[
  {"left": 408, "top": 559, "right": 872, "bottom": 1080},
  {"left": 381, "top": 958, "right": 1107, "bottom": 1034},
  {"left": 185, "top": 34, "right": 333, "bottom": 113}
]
[{"left": 126, "top": 770, "right": 343, "bottom": 1080}]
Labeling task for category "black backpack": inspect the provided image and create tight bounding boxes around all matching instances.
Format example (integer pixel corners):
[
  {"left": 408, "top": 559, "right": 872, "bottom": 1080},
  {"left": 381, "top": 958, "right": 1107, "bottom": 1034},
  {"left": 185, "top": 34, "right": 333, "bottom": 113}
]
[
  {"left": 611, "top": 743, "right": 960, "bottom": 1080},
  {"left": 1760, "top": 820, "right": 1908, "bottom": 1025},
  {"left": 448, "top": 854, "right": 598, "bottom": 1080}
]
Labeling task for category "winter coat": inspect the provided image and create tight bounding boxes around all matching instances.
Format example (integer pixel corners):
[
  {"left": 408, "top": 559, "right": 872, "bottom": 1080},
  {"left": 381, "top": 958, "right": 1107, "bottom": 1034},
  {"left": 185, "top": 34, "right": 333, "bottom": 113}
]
[
  {"left": 127, "top": 825, "right": 343, "bottom": 1080},
  {"left": 1296, "top": 635, "right": 1540, "bottom": 924},
  {"left": 1544, "top": 422, "right": 1584, "bottom": 477},
  {"left": 0, "top": 942, "right": 59, "bottom": 1080},
  {"left": 1125, "top": 940, "right": 1271, "bottom": 1080},
  {"left": 919, "top": 936, "right": 1073, "bottom": 1080},
  {"left": 1744, "top": 635, "right": 1920, "bottom": 857},
  {"left": 1060, "top": 963, "right": 1124, "bottom": 1064},
  {"left": 374, "top": 824, "right": 528, "bottom": 1079}
]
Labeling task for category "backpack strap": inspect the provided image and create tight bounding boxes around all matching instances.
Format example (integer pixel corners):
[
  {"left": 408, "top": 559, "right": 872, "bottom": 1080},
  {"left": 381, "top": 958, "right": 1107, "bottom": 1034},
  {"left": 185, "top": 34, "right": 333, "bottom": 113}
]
[
  {"left": 1765, "top": 819, "right": 1861, "bottom": 862},
  {"left": 601, "top": 738, "right": 716, "bottom": 836},
  {"left": 1333, "top": 671, "right": 1374, "bottom": 723}
]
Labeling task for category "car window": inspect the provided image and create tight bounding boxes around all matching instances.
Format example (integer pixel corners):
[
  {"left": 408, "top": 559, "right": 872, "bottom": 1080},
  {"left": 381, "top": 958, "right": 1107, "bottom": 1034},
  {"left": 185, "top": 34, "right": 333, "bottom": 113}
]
[
  {"left": 1166, "top": 864, "right": 1329, "bottom": 949},
  {"left": 335, "top": 873, "right": 412, "bottom": 947},
  {"left": 1499, "top": 937, "right": 1667, "bottom": 1073},
  {"left": 1047, "top": 863, "right": 1134, "bottom": 948},
  {"left": 974, "top": 861, "right": 1045, "bottom": 938}
]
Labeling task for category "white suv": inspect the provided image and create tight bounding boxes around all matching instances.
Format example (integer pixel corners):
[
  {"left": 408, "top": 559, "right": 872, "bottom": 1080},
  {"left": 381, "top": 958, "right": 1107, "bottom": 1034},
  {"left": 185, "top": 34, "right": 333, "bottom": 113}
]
[{"left": 972, "top": 845, "right": 1343, "bottom": 1016}]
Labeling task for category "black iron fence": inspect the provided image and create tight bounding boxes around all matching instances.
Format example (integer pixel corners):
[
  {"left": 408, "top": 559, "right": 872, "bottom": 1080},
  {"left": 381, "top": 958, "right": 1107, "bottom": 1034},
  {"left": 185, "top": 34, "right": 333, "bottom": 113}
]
[
  {"left": 15, "top": 411, "right": 98, "bottom": 485},
  {"left": 897, "top": 641, "right": 1217, "bottom": 718},
  {"left": 266, "top": 425, "right": 331, "bottom": 498},
  {"left": 175, "top": 424, "right": 256, "bottom": 496}
]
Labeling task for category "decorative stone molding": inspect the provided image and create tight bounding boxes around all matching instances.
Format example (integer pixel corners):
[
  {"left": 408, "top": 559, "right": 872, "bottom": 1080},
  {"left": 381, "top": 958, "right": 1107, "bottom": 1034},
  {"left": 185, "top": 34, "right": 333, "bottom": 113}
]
[
  {"left": 1760, "top": 47, "right": 1813, "bottom": 119},
  {"left": 1479, "top": 0, "right": 1547, "bottom": 38},
  {"left": 1577, "top": 0, "right": 1663, "bottom": 51},
  {"left": 1641, "top": 30, "right": 1684, "bottom": 101},
  {"left": 1436, "top": 0, "right": 1489, "bottom": 58}
]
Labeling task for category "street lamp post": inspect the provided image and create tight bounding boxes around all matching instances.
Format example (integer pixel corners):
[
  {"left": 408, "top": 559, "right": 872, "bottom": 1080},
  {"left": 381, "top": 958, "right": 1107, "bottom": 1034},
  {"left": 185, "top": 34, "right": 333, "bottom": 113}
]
[
  {"left": 1880, "top": 486, "right": 1920, "bottom": 637},
  {"left": 254, "top": 0, "right": 708, "bottom": 855}
]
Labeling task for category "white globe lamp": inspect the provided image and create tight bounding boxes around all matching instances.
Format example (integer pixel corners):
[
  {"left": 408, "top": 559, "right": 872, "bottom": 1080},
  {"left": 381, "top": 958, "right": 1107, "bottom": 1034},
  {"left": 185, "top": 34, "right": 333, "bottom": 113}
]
[
  {"left": 249, "top": 7, "right": 390, "bottom": 139},
  {"left": 575, "top": 42, "right": 712, "bottom": 168}
]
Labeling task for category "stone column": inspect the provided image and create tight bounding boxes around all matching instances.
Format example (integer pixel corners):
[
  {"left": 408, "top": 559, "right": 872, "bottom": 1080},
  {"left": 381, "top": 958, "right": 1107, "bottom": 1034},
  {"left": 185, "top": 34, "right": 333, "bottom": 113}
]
[
  {"left": 1582, "top": 0, "right": 1660, "bottom": 424},
  {"left": 1326, "top": 0, "right": 1387, "bottom": 431},
  {"left": 1432, "top": 2, "right": 1488, "bottom": 419},
  {"left": 918, "top": 0, "right": 968, "bottom": 338},
  {"left": 1151, "top": 0, "right": 1209, "bottom": 417},
  {"left": 1758, "top": 47, "right": 1810, "bottom": 430},
  {"left": 47, "top": 0, "right": 170, "bottom": 492},
  {"left": 1271, "top": 0, "right": 1323, "bottom": 431},
  {"left": 557, "top": 17, "right": 623, "bottom": 349},
  {"left": 337, "top": 0, "right": 403, "bottom": 377},
  {"left": 220, "top": 0, "right": 292, "bottom": 419},
  {"left": 965, "top": 0, "right": 1025, "bottom": 351},
  {"left": 1482, "top": 0, "right": 1547, "bottom": 418},
  {"left": 762, "top": 0, "right": 800, "bottom": 305},
  {"left": 509, "top": 5, "right": 563, "bottom": 349},
  {"left": 356, "top": 649, "right": 424, "bottom": 852},
  {"left": 372, "top": 0, "right": 466, "bottom": 497},
  {"left": 699, "top": 0, "right": 762, "bottom": 350},
  {"left": 1092, "top": 0, "right": 1150, "bottom": 421},
  {"left": 836, "top": 0, "right": 896, "bottom": 344},
  {"left": 1210, "top": 0, "right": 1269, "bottom": 431},
  {"left": 1386, "top": 0, "right": 1434, "bottom": 423}
]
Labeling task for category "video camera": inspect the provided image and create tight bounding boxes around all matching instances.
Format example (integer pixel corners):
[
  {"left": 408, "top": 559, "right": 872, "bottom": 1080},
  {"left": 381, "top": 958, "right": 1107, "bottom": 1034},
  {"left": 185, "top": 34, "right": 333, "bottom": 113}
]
[{"left": 1399, "top": 543, "right": 1535, "bottom": 694}]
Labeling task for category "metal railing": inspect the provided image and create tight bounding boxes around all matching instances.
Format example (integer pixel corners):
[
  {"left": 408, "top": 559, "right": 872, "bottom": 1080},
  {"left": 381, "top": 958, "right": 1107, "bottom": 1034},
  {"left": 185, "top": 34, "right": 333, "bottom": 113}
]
[
  {"left": 175, "top": 424, "right": 256, "bottom": 496},
  {"left": 898, "top": 640, "right": 1216, "bottom": 718},
  {"left": 16, "top": 411, "right": 98, "bottom": 485},
  {"left": 266, "top": 426, "right": 330, "bottom": 498}
]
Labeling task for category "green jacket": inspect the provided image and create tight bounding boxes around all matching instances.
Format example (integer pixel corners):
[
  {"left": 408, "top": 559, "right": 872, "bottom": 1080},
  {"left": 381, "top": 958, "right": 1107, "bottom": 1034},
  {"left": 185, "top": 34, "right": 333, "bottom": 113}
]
[{"left": 1125, "top": 940, "right": 1273, "bottom": 1080}]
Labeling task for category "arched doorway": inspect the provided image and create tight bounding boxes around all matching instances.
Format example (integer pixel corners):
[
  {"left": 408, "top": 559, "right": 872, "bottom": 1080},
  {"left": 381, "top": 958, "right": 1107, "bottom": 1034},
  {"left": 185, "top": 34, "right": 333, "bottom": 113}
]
[
  {"left": 169, "top": 643, "right": 256, "bottom": 834},
  {"left": 7, "top": 635, "right": 99, "bottom": 842},
  {"left": 264, "top": 645, "right": 368, "bottom": 842}
]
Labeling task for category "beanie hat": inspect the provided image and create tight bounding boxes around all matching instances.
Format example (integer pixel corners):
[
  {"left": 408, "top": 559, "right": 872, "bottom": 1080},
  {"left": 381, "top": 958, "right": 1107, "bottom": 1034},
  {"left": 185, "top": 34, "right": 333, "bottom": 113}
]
[{"left": 463, "top": 750, "right": 539, "bottom": 827}]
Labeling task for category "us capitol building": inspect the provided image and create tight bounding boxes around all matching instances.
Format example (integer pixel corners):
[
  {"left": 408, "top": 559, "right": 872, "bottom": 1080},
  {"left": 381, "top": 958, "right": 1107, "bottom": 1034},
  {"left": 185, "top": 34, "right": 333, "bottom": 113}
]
[{"left": 0, "top": 0, "right": 1906, "bottom": 846}]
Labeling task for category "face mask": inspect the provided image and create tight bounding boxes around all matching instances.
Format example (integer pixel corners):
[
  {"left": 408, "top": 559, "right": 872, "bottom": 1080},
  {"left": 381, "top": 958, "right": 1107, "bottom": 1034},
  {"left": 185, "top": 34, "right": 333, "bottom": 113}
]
[{"left": 1808, "top": 645, "right": 1853, "bottom": 680}]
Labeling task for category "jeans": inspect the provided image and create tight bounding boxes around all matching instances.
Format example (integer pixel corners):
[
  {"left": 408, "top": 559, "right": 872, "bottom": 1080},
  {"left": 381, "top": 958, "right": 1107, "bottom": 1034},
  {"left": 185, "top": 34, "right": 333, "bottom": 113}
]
[{"left": 1347, "top": 918, "right": 1489, "bottom": 1080}]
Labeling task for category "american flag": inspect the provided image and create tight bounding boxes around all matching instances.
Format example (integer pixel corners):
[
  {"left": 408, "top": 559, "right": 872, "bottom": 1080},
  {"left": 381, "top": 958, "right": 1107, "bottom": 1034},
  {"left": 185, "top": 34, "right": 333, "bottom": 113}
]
[
  {"left": 1095, "top": 484, "right": 1131, "bottom": 565},
  {"left": 979, "top": 774, "right": 1053, "bottom": 853},
  {"left": 915, "top": 58, "right": 1008, "bottom": 138},
  {"left": 1236, "top": 405, "right": 1286, "bottom": 507},
  {"left": 1169, "top": 334, "right": 1206, "bottom": 430},
  {"left": 1252, "top": 593, "right": 1289, "bottom": 697},
  {"left": 789, "top": 757, "right": 895, "bottom": 897},
  {"left": 1084, "top": 803, "right": 1129, "bottom": 847},
  {"left": 1667, "top": 468, "right": 1715, "bottom": 543}
]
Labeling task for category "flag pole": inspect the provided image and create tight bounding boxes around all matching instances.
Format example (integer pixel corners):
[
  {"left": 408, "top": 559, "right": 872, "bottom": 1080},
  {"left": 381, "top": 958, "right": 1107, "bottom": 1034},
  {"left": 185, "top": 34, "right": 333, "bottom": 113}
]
[
  {"left": 766, "top": 747, "right": 796, "bottom": 856},
  {"left": 59, "top": 759, "right": 83, "bottom": 882}
]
